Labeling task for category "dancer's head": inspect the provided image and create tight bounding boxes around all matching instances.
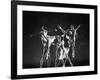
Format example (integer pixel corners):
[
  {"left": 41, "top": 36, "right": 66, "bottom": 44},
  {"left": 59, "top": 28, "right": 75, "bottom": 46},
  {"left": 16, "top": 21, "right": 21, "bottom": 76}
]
[
  {"left": 57, "top": 35, "right": 61, "bottom": 42},
  {"left": 70, "top": 25, "right": 74, "bottom": 30},
  {"left": 41, "top": 26, "right": 48, "bottom": 36}
]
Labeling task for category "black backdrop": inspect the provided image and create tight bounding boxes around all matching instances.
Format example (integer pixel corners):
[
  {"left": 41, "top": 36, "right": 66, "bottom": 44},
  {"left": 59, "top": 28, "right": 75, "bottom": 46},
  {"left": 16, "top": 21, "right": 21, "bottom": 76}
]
[{"left": 23, "top": 11, "right": 89, "bottom": 68}]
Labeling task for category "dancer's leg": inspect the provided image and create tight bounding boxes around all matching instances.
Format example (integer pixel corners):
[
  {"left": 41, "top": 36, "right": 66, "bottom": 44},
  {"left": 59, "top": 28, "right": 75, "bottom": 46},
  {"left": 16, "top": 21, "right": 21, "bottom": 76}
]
[
  {"left": 55, "top": 48, "right": 58, "bottom": 67},
  {"left": 67, "top": 55, "right": 73, "bottom": 66},
  {"left": 46, "top": 45, "right": 51, "bottom": 67},
  {"left": 55, "top": 47, "right": 61, "bottom": 67},
  {"left": 40, "top": 47, "right": 46, "bottom": 68},
  {"left": 62, "top": 59, "right": 65, "bottom": 67}
]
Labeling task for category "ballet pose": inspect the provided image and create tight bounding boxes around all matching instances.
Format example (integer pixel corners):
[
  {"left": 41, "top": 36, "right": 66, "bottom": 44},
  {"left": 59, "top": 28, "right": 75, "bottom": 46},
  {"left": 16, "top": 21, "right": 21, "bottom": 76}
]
[
  {"left": 55, "top": 25, "right": 73, "bottom": 67},
  {"left": 40, "top": 26, "right": 56, "bottom": 68},
  {"left": 40, "top": 25, "right": 80, "bottom": 67},
  {"left": 69, "top": 25, "right": 80, "bottom": 58}
]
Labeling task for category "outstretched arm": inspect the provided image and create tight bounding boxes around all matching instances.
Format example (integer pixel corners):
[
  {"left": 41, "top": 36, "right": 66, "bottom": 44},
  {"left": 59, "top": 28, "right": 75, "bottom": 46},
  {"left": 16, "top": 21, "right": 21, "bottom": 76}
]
[
  {"left": 57, "top": 25, "right": 65, "bottom": 33},
  {"left": 75, "top": 25, "right": 80, "bottom": 31}
]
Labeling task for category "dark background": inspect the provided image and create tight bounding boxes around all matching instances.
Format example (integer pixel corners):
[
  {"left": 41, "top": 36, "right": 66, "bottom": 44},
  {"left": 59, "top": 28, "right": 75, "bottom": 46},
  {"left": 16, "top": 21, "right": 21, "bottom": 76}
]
[{"left": 23, "top": 11, "right": 90, "bottom": 68}]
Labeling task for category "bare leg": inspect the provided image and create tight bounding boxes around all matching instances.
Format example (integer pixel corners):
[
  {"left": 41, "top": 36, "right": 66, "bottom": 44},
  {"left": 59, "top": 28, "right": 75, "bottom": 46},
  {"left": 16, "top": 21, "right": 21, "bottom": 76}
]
[
  {"left": 72, "top": 39, "right": 76, "bottom": 58},
  {"left": 55, "top": 54, "right": 57, "bottom": 67},
  {"left": 55, "top": 47, "right": 59, "bottom": 67},
  {"left": 67, "top": 55, "right": 73, "bottom": 66},
  {"left": 47, "top": 56, "right": 50, "bottom": 67},
  {"left": 62, "top": 47, "right": 66, "bottom": 67},
  {"left": 62, "top": 59, "right": 65, "bottom": 67},
  {"left": 55, "top": 59, "right": 61, "bottom": 67},
  {"left": 46, "top": 45, "right": 51, "bottom": 67},
  {"left": 40, "top": 47, "right": 46, "bottom": 68},
  {"left": 72, "top": 44, "right": 75, "bottom": 58},
  {"left": 64, "top": 57, "right": 67, "bottom": 67}
]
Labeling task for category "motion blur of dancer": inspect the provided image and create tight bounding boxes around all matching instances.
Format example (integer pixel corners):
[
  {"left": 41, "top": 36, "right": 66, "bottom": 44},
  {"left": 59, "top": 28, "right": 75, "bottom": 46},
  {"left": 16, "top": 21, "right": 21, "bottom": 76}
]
[
  {"left": 40, "top": 25, "right": 80, "bottom": 68},
  {"left": 70, "top": 25, "right": 80, "bottom": 58},
  {"left": 56, "top": 25, "right": 73, "bottom": 67},
  {"left": 40, "top": 26, "right": 56, "bottom": 68}
]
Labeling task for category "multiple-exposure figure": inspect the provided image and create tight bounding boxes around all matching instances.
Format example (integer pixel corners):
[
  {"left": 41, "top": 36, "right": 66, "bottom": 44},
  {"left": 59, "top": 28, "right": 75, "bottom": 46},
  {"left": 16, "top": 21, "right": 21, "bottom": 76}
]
[
  {"left": 40, "top": 26, "right": 56, "bottom": 68},
  {"left": 40, "top": 25, "right": 80, "bottom": 68}
]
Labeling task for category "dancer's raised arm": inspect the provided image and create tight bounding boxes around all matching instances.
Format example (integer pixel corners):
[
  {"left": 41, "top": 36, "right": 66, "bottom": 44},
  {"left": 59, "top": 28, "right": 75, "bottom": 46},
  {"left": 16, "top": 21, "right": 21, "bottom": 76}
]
[
  {"left": 75, "top": 25, "right": 80, "bottom": 31},
  {"left": 57, "top": 25, "right": 65, "bottom": 33}
]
